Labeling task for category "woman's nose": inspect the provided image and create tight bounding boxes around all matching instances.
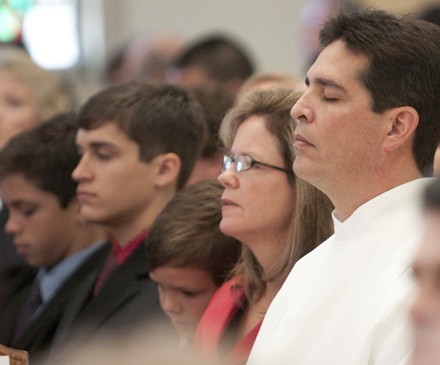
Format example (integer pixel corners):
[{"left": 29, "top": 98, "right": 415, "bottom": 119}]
[{"left": 218, "top": 168, "right": 239, "bottom": 189}]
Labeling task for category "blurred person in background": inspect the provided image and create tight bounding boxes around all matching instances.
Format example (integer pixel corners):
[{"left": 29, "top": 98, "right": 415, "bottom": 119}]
[
  {"left": 237, "top": 71, "right": 300, "bottom": 100},
  {"left": 104, "top": 33, "right": 184, "bottom": 85},
  {"left": 186, "top": 84, "right": 235, "bottom": 185},
  {"left": 411, "top": 179, "right": 440, "bottom": 365},
  {"left": 166, "top": 34, "right": 255, "bottom": 97}
]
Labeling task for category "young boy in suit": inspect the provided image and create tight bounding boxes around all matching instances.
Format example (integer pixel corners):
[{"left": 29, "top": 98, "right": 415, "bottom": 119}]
[
  {"left": 0, "top": 113, "right": 106, "bottom": 364},
  {"left": 50, "top": 82, "right": 206, "bottom": 356}
]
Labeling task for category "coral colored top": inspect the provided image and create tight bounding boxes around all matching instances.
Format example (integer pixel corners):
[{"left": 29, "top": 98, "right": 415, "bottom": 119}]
[{"left": 193, "top": 279, "right": 262, "bottom": 365}]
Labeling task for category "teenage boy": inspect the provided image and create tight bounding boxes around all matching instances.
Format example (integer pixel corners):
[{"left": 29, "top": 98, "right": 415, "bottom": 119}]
[
  {"left": 0, "top": 113, "right": 106, "bottom": 364},
  {"left": 51, "top": 82, "right": 206, "bottom": 352}
]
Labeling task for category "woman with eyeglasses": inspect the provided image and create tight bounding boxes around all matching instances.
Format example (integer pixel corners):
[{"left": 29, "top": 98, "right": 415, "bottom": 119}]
[{"left": 192, "top": 87, "right": 334, "bottom": 364}]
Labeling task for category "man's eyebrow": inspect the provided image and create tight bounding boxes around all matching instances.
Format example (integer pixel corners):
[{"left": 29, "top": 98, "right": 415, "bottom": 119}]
[
  {"left": 76, "top": 141, "right": 117, "bottom": 150},
  {"left": 305, "top": 76, "right": 348, "bottom": 94},
  {"left": 9, "top": 200, "right": 38, "bottom": 209},
  {"left": 89, "top": 141, "right": 116, "bottom": 150},
  {"left": 317, "top": 77, "right": 348, "bottom": 93}
]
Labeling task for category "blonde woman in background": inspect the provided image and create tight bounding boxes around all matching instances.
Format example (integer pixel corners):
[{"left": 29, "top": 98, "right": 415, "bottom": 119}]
[{"left": 0, "top": 46, "right": 72, "bottom": 148}]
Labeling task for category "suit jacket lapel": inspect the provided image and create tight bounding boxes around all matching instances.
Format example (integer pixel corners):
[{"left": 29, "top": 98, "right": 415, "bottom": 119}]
[
  {"left": 73, "top": 243, "right": 150, "bottom": 336},
  {"left": 13, "top": 243, "right": 110, "bottom": 350}
]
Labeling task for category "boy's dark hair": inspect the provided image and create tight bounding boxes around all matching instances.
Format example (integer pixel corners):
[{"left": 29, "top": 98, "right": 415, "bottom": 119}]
[
  {"left": 77, "top": 82, "right": 206, "bottom": 189},
  {"left": 146, "top": 180, "right": 241, "bottom": 287},
  {"left": 320, "top": 9, "right": 440, "bottom": 175},
  {"left": 0, "top": 113, "right": 79, "bottom": 208},
  {"left": 173, "top": 34, "right": 255, "bottom": 84}
]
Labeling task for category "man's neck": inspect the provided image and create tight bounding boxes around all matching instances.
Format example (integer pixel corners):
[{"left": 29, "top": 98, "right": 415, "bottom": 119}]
[
  {"left": 66, "top": 222, "right": 106, "bottom": 257},
  {"left": 332, "top": 172, "right": 422, "bottom": 222},
  {"left": 106, "top": 193, "right": 175, "bottom": 246}
]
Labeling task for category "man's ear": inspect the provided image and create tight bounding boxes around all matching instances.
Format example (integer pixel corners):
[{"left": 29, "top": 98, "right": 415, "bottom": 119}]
[
  {"left": 153, "top": 153, "right": 181, "bottom": 188},
  {"left": 383, "top": 106, "right": 419, "bottom": 152}
]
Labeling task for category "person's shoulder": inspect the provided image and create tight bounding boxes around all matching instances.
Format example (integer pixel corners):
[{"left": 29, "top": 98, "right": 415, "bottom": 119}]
[{"left": 296, "top": 234, "right": 334, "bottom": 267}]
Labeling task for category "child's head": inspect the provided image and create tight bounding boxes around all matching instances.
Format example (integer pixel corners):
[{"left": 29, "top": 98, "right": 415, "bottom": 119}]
[
  {"left": 147, "top": 180, "right": 241, "bottom": 340},
  {"left": 0, "top": 113, "right": 82, "bottom": 267}
]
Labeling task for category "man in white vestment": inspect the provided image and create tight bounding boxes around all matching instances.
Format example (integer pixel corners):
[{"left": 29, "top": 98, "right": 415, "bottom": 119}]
[{"left": 248, "top": 8, "right": 440, "bottom": 365}]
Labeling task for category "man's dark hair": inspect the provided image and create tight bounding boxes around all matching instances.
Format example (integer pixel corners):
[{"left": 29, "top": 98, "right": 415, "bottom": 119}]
[
  {"left": 77, "top": 82, "right": 206, "bottom": 189},
  {"left": 0, "top": 113, "right": 79, "bottom": 208},
  {"left": 173, "top": 34, "right": 255, "bottom": 83},
  {"left": 320, "top": 9, "right": 440, "bottom": 175},
  {"left": 188, "top": 84, "right": 234, "bottom": 158}
]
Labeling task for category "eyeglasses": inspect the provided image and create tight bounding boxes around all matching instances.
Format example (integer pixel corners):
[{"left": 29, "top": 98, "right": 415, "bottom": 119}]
[{"left": 222, "top": 153, "right": 288, "bottom": 173}]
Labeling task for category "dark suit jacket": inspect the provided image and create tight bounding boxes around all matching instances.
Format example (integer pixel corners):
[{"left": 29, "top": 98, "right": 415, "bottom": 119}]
[
  {"left": 0, "top": 243, "right": 110, "bottom": 364},
  {"left": 0, "top": 207, "right": 25, "bottom": 270},
  {"left": 50, "top": 241, "right": 172, "bottom": 356},
  {"left": 0, "top": 207, "right": 33, "bottom": 312}
]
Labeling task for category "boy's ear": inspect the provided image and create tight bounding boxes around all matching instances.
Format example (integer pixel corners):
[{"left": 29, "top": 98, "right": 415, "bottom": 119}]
[
  {"left": 383, "top": 106, "right": 419, "bottom": 152},
  {"left": 154, "top": 153, "right": 181, "bottom": 188}
]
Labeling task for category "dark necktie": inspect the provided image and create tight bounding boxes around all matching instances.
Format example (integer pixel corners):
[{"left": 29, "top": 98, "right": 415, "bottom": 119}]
[
  {"left": 93, "top": 250, "right": 118, "bottom": 296},
  {"left": 13, "top": 280, "right": 42, "bottom": 341}
]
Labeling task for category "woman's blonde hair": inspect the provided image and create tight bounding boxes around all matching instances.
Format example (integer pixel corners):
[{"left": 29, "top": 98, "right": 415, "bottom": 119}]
[
  {"left": 220, "top": 87, "right": 334, "bottom": 303},
  {"left": 0, "top": 46, "right": 72, "bottom": 120}
]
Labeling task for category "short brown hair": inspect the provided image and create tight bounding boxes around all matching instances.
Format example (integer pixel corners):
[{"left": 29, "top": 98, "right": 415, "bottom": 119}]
[
  {"left": 77, "top": 82, "right": 206, "bottom": 189},
  {"left": 146, "top": 180, "right": 241, "bottom": 286}
]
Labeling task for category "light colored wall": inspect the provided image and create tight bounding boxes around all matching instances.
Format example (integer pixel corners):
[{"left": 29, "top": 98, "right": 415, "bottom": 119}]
[
  {"left": 75, "top": 0, "right": 439, "bottom": 103},
  {"left": 76, "top": 0, "right": 308, "bottom": 102},
  {"left": 102, "top": 0, "right": 308, "bottom": 76}
]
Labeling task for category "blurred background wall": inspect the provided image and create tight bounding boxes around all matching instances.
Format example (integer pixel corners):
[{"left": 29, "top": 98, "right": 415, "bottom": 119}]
[{"left": 2, "top": 0, "right": 437, "bottom": 104}]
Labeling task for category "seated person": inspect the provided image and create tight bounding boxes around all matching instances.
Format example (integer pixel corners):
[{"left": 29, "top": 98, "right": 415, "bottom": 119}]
[
  {"left": 186, "top": 84, "right": 235, "bottom": 185},
  {"left": 47, "top": 82, "right": 206, "bottom": 361},
  {"left": 0, "top": 113, "right": 106, "bottom": 364},
  {"left": 411, "top": 179, "right": 440, "bottom": 365},
  {"left": 167, "top": 34, "right": 255, "bottom": 96},
  {"left": 147, "top": 179, "right": 241, "bottom": 346},
  {"left": 192, "top": 87, "right": 333, "bottom": 364}
]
